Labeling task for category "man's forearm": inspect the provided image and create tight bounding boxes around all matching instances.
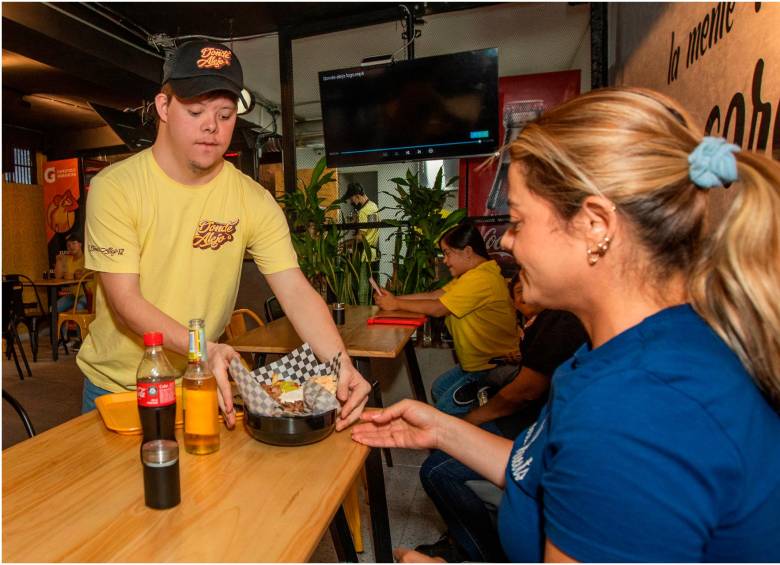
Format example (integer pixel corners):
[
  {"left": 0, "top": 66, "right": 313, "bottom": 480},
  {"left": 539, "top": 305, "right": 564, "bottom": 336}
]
[
  {"left": 467, "top": 367, "right": 550, "bottom": 426},
  {"left": 268, "top": 269, "right": 350, "bottom": 364},
  {"left": 466, "top": 393, "right": 518, "bottom": 426},
  {"left": 108, "top": 290, "right": 190, "bottom": 356}
]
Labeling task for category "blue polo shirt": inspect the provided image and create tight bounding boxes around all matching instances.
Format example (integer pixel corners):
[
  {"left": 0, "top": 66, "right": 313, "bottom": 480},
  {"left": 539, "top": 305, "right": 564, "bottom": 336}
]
[{"left": 498, "top": 305, "right": 780, "bottom": 562}]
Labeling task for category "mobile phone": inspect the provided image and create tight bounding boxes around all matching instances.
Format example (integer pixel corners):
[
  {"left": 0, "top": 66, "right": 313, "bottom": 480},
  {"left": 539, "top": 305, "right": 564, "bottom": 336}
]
[{"left": 369, "top": 276, "right": 383, "bottom": 295}]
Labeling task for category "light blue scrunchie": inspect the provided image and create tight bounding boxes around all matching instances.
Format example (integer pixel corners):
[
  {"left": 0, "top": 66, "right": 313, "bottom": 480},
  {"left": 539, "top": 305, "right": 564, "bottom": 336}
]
[{"left": 688, "top": 136, "right": 740, "bottom": 189}]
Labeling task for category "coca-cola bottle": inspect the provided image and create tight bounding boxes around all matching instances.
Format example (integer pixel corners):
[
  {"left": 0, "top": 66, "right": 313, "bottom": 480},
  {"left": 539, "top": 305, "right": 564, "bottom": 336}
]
[{"left": 137, "top": 332, "right": 177, "bottom": 443}]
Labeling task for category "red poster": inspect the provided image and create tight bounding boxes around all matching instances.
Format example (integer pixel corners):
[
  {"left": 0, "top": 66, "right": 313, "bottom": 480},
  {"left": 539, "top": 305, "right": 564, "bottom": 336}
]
[
  {"left": 43, "top": 158, "right": 80, "bottom": 243},
  {"left": 459, "top": 70, "right": 581, "bottom": 274}
]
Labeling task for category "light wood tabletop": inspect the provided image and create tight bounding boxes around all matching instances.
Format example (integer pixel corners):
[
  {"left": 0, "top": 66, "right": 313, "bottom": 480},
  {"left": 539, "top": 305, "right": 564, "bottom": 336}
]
[
  {"left": 230, "top": 305, "right": 417, "bottom": 359},
  {"left": 2, "top": 411, "right": 369, "bottom": 562},
  {"left": 228, "top": 304, "right": 428, "bottom": 406}
]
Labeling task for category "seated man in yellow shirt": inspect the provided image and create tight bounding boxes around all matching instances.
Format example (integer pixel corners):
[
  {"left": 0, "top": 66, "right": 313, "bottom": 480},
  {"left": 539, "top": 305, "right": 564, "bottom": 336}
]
[
  {"left": 374, "top": 222, "right": 519, "bottom": 414},
  {"left": 54, "top": 232, "right": 87, "bottom": 312},
  {"left": 79, "top": 40, "right": 370, "bottom": 431}
]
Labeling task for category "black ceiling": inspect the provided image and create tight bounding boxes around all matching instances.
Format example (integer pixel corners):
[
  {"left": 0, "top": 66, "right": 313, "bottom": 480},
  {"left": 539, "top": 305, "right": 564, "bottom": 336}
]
[
  {"left": 2, "top": 2, "right": 489, "bottom": 149},
  {"left": 104, "top": 2, "right": 403, "bottom": 39}
]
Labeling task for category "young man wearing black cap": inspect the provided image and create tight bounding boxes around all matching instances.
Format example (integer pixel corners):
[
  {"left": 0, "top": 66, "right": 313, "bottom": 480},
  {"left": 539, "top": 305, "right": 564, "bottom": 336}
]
[{"left": 80, "top": 41, "right": 370, "bottom": 429}]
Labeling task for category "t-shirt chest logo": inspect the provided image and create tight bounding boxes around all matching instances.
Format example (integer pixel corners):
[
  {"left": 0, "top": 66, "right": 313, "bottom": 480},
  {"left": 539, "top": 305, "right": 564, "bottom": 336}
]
[{"left": 192, "top": 218, "right": 239, "bottom": 250}]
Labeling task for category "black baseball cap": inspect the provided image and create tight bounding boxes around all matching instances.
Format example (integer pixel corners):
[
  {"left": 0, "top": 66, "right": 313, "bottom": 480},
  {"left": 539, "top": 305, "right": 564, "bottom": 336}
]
[
  {"left": 344, "top": 182, "right": 365, "bottom": 199},
  {"left": 162, "top": 40, "right": 250, "bottom": 111}
]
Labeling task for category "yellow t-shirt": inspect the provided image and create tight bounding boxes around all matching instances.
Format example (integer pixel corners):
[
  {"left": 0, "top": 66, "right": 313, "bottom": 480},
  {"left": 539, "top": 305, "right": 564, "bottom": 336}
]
[
  {"left": 439, "top": 260, "right": 519, "bottom": 372},
  {"left": 356, "top": 200, "right": 379, "bottom": 261},
  {"left": 61, "top": 254, "right": 85, "bottom": 279},
  {"left": 78, "top": 149, "right": 298, "bottom": 391}
]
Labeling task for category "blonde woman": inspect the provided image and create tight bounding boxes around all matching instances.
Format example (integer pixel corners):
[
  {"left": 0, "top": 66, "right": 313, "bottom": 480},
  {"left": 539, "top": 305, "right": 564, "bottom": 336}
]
[{"left": 353, "top": 87, "right": 780, "bottom": 562}]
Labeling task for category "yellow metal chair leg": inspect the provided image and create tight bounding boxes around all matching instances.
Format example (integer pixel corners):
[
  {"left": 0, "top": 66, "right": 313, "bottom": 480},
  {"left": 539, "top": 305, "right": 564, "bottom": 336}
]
[{"left": 343, "top": 477, "right": 363, "bottom": 553}]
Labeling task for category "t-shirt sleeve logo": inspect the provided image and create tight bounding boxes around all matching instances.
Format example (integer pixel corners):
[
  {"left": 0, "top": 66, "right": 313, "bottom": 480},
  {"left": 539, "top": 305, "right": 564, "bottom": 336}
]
[
  {"left": 197, "top": 47, "right": 232, "bottom": 70},
  {"left": 192, "top": 218, "right": 239, "bottom": 250}
]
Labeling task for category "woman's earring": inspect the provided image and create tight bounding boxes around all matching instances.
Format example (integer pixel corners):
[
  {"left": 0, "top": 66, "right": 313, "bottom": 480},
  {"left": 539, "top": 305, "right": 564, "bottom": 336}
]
[{"left": 586, "top": 236, "right": 611, "bottom": 266}]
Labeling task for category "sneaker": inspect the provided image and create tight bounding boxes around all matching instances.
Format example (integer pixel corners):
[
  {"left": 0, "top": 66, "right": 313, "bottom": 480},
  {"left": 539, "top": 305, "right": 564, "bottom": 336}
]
[
  {"left": 415, "top": 533, "right": 468, "bottom": 562},
  {"left": 452, "top": 381, "right": 490, "bottom": 406}
]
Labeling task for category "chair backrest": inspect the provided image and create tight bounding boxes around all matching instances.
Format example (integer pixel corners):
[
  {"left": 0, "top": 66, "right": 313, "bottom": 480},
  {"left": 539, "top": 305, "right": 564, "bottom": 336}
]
[
  {"left": 2, "top": 278, "right": 26, "bottom": 325},
  {"left": 4, "top": 274, "right": 45, "bottom": 314},
  {"left": 2, "top": 389, "right": 36, "bottom": 438},
  {"left": 70, "top": 270, "right": 95, "bottom": 314},
  {"left": 224, "top": 308, "right": 264, "bottom": 341},
  {"left": 264, "top": 295, "right": 285, "bottom": 323}
]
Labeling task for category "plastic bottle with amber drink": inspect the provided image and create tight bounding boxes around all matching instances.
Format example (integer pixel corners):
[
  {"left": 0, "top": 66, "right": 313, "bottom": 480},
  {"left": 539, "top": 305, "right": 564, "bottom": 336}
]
[{"left": 182, "top": 319, "right": 219, "bottom": 454}]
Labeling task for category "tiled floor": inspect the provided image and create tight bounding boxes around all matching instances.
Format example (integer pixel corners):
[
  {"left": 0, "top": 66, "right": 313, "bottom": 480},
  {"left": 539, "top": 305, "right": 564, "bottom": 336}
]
[{"left": 2, "top": 332, "right": 447, "bottom": 562}]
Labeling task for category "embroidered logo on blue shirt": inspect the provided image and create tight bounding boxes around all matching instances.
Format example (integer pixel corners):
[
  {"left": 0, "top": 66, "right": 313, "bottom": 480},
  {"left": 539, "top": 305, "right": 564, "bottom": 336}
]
[{"left": 510, "top": 413, "right": 548, "bottom": 482}]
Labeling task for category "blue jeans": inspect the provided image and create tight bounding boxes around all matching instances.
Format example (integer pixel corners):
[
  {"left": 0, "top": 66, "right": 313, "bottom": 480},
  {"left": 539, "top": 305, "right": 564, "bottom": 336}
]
[
  {"left": 57, "top": 293, "right": 87, "bottom": 313},
  {"left": 431, "top": 365, "right": 489, "bottom": 416},
  {"left": 81, "top": 377, "right": 112, "bottom": 413},
  {"left": 420, "top": 420, "right": 508, "bottom": 562}
]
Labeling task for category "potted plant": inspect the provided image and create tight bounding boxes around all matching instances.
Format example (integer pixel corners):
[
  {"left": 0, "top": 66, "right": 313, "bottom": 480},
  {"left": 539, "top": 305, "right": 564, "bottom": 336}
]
[
  {"left": 277, "top": 157, "right": 371, "bottom": 305},
  {"left": 384, "top": 167, "right": 466, "bottom": 295}
]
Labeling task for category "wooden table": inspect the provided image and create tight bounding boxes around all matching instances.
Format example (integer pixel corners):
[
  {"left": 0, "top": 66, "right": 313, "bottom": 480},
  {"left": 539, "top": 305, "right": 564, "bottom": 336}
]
[
  {"left": 2, "top": 411, "right": 376, "bottom": 562},
  {"left": 228, "top": 304, "right": 427, "bottom": 562},
  {"left": 229, "top": 305, "right": 428, "bottom": 403},
  {"left": 22, "top": 278, "right": 79, "bottom": 361}
]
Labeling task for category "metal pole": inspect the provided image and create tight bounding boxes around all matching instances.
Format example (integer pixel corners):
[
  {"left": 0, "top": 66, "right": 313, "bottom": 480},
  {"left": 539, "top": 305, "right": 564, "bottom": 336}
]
[
  {"left": 404, "top": 4, "right": 415, "bottom": 61},
  {"left": 278, "top": 29, "right": 297, "bottom": 193},
  {"left": 590, "top": 3, "right": 609, "bottom": 89}
]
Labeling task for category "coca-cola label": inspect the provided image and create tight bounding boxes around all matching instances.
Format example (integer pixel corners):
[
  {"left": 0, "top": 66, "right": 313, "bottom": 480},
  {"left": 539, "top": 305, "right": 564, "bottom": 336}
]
[{"left": 137, "top": 380, "right": 176, "bottom": 407}]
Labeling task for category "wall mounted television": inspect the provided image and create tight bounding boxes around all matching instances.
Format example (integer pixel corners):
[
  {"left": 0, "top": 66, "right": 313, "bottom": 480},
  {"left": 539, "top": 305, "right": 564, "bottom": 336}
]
[{"left": 319, "top": 48, "right": 498, "bottom": 167}]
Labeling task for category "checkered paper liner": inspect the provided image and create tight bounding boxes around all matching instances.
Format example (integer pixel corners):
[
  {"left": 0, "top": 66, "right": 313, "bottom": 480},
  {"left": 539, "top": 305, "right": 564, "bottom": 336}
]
[{"left": 229, "top": 344, "right": 341, "bottom": 417}]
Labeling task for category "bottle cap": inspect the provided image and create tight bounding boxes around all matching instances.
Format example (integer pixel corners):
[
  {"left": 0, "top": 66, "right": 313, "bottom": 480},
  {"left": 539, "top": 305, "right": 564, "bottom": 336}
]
[{"left": 143, "top": 332, "right": 164, "bottom": 347}]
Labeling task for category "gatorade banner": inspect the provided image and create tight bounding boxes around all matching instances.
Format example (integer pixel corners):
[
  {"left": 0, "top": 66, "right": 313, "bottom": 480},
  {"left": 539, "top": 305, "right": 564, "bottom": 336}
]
[
  {"left": 43, "top": 158, "right": 80, "bottom": 264},
  {"left": 43, "top": 158, "right": 80, "bottom": 242}
]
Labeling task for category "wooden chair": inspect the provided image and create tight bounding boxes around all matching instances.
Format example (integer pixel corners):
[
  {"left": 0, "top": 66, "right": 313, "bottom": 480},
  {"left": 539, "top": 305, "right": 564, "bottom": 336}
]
[
  {"left": 223, "top": 308, "right": 265, "bottom": 370},
  {"left": 223, "top": 308, "right": 264, "bottom": 341},
  {"left": 56, "top": 270, "right": 95, "bottom": 355}
]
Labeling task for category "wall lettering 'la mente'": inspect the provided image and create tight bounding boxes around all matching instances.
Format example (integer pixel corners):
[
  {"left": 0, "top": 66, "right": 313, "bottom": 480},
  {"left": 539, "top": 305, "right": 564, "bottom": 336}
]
[
  {"left": 662, "top": 2, "right": 778, "bottom": 160},
  {"left": 667, "top": 2, "right": 737, "bottom": 84}
]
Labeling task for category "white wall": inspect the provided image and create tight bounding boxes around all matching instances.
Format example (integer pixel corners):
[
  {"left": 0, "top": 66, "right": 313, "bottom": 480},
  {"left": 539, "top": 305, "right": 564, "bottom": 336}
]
[{"left": 236, "top": 3, "right": 592, "bottom": 129}]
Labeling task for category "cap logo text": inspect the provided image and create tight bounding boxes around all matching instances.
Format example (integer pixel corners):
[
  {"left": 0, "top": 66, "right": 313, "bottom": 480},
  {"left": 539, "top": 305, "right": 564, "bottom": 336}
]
[{"left": 197, "top": 47, "right": 232, "bottom": 70}]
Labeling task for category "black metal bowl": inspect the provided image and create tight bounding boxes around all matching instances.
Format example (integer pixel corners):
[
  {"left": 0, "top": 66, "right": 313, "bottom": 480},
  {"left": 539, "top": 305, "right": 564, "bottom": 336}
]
[{"left": 244, "top": 409, "right": 337, "bottom": 446}]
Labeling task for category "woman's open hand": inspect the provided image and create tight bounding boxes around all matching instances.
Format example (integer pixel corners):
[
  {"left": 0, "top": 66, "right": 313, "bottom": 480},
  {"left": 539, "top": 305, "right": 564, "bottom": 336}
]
[{"left": 351, "top": 399, "right": 444, "bottom": 451}]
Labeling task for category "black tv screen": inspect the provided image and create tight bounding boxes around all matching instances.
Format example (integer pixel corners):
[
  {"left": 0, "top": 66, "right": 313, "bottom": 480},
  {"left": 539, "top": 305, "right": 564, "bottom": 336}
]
[{"left": 319, "top": 48, "right": 498, "bottom": 167}]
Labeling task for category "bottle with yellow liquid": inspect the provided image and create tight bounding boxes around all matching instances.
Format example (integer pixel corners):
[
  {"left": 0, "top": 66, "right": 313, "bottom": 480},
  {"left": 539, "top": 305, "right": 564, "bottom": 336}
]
[{"left": 183, "top": 319, "right": 219, "bottom": 455}]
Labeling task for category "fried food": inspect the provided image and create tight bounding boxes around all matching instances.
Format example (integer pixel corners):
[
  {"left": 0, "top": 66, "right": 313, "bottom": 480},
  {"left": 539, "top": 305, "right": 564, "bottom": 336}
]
[{"left": 311, "top": 375, "right": 337, "bottom": 395}]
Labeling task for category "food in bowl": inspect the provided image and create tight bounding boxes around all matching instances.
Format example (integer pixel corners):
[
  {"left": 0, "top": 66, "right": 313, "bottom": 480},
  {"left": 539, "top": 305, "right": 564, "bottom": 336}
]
[
  {"left": 261, "top": 374, "right": 305, "bottom": 413},
  {"left": 311, "top": 375, "right": 337, "bottom": 395}
]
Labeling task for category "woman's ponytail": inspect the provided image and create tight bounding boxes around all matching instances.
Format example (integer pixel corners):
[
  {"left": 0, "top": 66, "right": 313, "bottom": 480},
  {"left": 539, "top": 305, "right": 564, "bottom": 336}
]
[{"left": 690, "top": 151, "right": 780, "bottom": 410}]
